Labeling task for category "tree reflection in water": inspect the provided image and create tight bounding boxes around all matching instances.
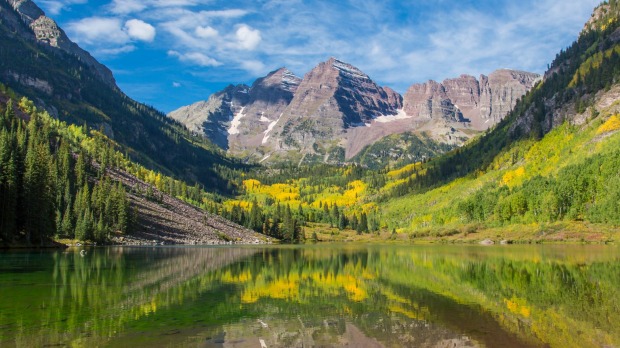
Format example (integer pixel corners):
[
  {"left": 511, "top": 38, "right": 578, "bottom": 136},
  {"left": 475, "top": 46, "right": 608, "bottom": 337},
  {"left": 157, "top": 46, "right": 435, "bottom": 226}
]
[{"left": 0, "top": 244, "right": 618, "bottom": 347}]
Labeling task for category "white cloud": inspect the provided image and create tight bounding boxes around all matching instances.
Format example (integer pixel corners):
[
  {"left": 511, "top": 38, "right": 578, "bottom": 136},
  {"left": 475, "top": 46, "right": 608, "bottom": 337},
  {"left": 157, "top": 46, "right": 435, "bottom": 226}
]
[
  {"left": 240, "top": 60, "right": 266, "bottom": 74},
  {"left": 110, "top": 0, "right": 204, "bottom": 15},
  {"left": 235, "top": 25, "right": 261, "bottom": 50},
  {"left": 110, "top": 0, "right": 146, "bottom": 14},
  {"left": 39, "top": 0, "right": 87, "bottom": 15},
  {"left": 124, "top": 19, "right": 156, "bottom": 42},
  {"left": 66, "top": 17, "right": 128, "bottom": 45},
  {"left": 203, "top": 9, "right": 248, "bottom": 19},
  {"left": 62, "top": 0, "right": 602, "bottom": 94},
  {"left": 168, "top": 50, "right": 221, "bottom": 67},
  {"left": 195, "top": 25, "right": 218, "bottom": 39},
  {"left": 98, "top": 45, "right": 136, "bottom": 55},
  {"left": 172, "top": 82, "right": 182, "bottom": 87},
  {"left": 66, "top": 17, "right": 156, "bottom": 56}
]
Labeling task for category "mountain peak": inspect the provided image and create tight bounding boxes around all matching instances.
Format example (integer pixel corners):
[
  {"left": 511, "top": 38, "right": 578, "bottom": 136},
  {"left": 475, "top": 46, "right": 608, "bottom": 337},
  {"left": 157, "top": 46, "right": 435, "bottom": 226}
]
[
  {"left": 8, "top": 0, "right": 44, "bottom": 21},
  {"left": 583, "top": 1, "right": 620, "bottom": 34},
  {"left": 256, "top": 67, "right": 301, "bottom": 93},
  {"left": 325, "top": 58, "right": 369, "bottom": 80},
  {"left": 3, "top": 0, "right": 116, "bottom": 86}
]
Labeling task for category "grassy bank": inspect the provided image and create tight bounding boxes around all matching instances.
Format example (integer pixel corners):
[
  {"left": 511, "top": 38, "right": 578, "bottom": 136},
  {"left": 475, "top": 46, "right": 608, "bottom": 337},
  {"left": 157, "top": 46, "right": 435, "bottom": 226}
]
[{"left": 304, "top": 221, "right": 620, "bottom": 244}]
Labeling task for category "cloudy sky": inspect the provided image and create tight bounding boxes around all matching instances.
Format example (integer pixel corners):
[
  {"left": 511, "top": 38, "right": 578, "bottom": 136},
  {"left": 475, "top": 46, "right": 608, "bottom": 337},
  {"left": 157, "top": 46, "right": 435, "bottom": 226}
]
[{"left": 42, "top": 0, "right": 599, "bottom": 113}]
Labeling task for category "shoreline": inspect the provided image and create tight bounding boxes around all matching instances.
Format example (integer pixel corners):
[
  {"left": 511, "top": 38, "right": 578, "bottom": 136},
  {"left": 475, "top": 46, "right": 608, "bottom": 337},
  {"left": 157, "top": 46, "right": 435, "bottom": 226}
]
[
  {"left": 304, "top": 221, "right": 620, "bottom": 245},
  {"left": 2, "top": 221, "right": 618, "bottom": 249}
]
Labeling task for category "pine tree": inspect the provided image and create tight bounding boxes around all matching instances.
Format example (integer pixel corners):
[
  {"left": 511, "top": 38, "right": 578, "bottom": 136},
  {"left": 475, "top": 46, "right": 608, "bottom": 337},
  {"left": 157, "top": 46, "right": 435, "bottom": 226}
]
[
  {"left": 95, "top": 213, "right": 106, "bottom": 242},
  {"left": 3, "top": 99, "right": 14, "bottom": 126},
  {"left": 351, "top": 214, "right": 359, "bottom": 232},
  {"left": 248, "top": 199, "right": 262, "bottom": 232},
  {"left": 0, "top": 131, "right": 18, "bottom": 239},
  {"left": 262, "top": 218, "right": 271, "bottom": 236},
  {"left": 338, "top": 214, "right": 347, "bottom": 230},
  {"left": 359, "top": 212, "right": 369, "bottom": 233},
  {"left": 61, "top": 202, "right": 73, "bottom": 238},
  {"left": 116, "top": 182, "right": 128, "bottom": 233},
  {"left": 331, "top": 203, "right": 339, "bottom": 221},
  {"left": 23, "top": 117, "right": 54, "bottom": 245},
  {"left": 75, "top": 153, "right": 87, "bottom": 188}
]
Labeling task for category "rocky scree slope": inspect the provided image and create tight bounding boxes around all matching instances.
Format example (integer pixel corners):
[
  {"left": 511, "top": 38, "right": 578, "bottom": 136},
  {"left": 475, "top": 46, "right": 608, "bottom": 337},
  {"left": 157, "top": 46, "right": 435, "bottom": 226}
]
[{"left": 107, "top": 168, "right": 269, "bottom": 245}]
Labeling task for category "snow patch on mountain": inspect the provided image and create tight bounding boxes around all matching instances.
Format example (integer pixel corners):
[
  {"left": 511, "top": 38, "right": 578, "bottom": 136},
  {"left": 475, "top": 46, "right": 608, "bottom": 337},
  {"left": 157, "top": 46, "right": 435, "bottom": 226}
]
[
  {"left": 281, "top": 70, "right": 301, "bottom": 92},
  {"left": 262, "top": 113, "right": 282, "bottom": 144},
  {"left": 228, "top": 107, "right": 246, "bottom": 135},
  {"left": 332, "top": 59, "right": 368, "bottom": 80},
  {"left": 365, "top": 109, "right": 411, "bottom": 127},
  {"left": 259, "top": 112, "right": 271, "bottom": 123}
]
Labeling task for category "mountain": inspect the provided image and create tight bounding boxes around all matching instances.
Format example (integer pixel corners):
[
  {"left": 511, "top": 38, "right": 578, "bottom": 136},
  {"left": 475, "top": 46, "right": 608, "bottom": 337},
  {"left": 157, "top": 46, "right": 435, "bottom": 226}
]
[
  {"left": 403, "top": 70, "right": 541, "bottom": 129},
  {"left": 0, "top": 0, "right": 239, "bottom": 191},
  {"left": 171, "top": 58, "right": 539, "bottom": 166},
  {"left": 169, "top": 67, "right": 302, "bottom": 156}
]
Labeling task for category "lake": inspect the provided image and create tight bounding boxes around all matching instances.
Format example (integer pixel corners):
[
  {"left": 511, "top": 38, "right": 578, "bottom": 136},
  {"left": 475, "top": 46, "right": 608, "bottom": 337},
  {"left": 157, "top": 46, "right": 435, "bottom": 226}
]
[{"left": 0, "top": 244, "right": 619, "bottom": 347}]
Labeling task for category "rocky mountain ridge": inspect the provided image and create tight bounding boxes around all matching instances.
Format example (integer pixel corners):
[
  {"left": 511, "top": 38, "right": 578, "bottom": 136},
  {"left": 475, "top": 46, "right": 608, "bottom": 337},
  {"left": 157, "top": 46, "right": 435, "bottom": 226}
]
[
  {"left": 3, "top": 0, "right": 116, "bottom": 86},
  {"left": 170, "top": 58, "right": 540, "bottom": 165}
]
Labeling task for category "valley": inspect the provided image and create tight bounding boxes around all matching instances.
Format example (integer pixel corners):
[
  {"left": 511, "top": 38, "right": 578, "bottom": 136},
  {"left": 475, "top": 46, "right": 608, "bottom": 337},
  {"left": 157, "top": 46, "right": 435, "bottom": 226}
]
[
  {"left": 1, "top": 1, "right": 620, "bottom": 347},
  {"left": 0, "top": 0, "right": 619, "bottom": 248}
]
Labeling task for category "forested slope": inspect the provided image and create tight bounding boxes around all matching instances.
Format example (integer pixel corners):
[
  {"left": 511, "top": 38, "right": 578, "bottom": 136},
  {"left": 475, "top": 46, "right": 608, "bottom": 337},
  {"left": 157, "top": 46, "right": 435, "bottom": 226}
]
[{"left": 0, "top": 87, "right": 266, "bottom": 247}]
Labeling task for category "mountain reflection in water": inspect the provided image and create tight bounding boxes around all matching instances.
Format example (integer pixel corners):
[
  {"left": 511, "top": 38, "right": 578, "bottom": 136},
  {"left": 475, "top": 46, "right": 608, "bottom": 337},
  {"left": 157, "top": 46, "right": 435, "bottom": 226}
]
[{"left": 0, "top": 244, "right": 619, "bottom": 347}]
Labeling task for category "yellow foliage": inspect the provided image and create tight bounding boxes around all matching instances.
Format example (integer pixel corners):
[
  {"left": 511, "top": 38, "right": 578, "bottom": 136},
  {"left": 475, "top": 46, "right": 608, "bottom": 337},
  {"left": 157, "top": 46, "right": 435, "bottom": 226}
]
[
  {"left": 309, "top": 180, "right": 367, "bottom": 208},
  {"left": 388, "top": 304, "right": 430, "bottom": 321},
  {"left": 597, "top": 114, "right": 620, "bottom": 134},
  {"left": 241, "top": 274, "right": 300, "bottom": 304},
  {"left": 387, "top": 163, "right": 419, "bottom": 179},
  {"left": 361, "top": 202, "right": 378, "bottom": 214},
  {"left": 18, "top": 97, "right": 36, "bottom": 114},
  {"left": 239, "top": 263, "right": 372, "bottom": 304},
  {"left": 504, "top": 297, "right": 531, "bottom": 318},
  {"left": 242, "top": 179, "right": 299, "bottom": 202},
  {"left": 382, "top": 178, "right": 408, "bottom": 192},
  {"left": 601, "top": 18, "right": 617, "bottom": 31},
  {"left": 221, "top": 270, "right": 252, "bottom": 284},
  {"left": 136, "top": 298, "right": 158, "bottom": 319},
  {"left": 223, "top": 200, "right": 251, "bottom": 209},
  {"left": 383, "top": 288, "right": 411, "bottom": 305},
  {"left": 501, "top": 166, "right": 525, "bottom": 187},
  {"left": 243, "top": 179, "right": 261, "bottom": 191}
]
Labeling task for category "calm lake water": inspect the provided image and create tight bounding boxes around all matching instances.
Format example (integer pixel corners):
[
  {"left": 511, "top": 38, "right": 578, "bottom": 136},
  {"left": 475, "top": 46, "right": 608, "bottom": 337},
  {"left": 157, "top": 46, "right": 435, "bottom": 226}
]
[{"left": 0, "top": 244, "right": 619, "bottom": 347}]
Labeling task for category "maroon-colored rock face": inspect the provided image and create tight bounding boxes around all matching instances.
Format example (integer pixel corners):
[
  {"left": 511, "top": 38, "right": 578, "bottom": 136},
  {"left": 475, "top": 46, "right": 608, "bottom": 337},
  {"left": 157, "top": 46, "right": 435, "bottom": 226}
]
[
  {"left": 403, "top": 80, "right": 460, "bottom": 121},
  {"left": 169, "top": 58, "right": 539, "bottom": 164},
  {"left": 273, "top": 58, "right": 401, "bottom": 128},
  {"left": 264, "top": 58, "right": 406, "bottom": 158},
  {"left": 478, "top": 70, "right": 540, "bottom": 128},
  {"left": 403, "top": 70, "right": 539, "bottom": 129}
]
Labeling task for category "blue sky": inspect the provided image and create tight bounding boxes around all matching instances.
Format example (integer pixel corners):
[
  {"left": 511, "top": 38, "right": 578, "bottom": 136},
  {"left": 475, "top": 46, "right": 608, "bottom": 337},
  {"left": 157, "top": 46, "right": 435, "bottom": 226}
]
[{"left": 41, "top": 0, "right": 600, "bottom": 113}]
